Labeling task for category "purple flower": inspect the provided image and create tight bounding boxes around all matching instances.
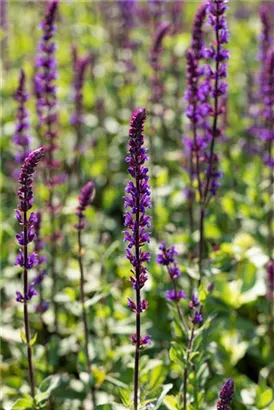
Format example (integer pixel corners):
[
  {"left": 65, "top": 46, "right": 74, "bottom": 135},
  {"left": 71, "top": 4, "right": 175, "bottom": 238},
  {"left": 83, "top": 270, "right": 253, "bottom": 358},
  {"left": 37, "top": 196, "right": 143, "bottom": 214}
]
[
  {"left": 192, "top": 312, "right": 203, "bottom": 325},
  {"left": 34, "top": 0, "right": 59, "bottom": 174},
  {"left": 217, "top": 378, "right": 234, "bottom": 410},
  {"left": 166, "top": 289, "right": 186, "bottom": 302},
  {"left": 125, "top": 108, "right": 152, "bottom": 363},
  {"left": 35, "top": 301, "right": 49, "bottom": 313},
  {"left": 17, "top": 148, "right": 44, "bottom": 212},
  {"left": 71, "top": 46, "right": 90, "bottom": 128},
  {"left": 124, "top": 108, "right": 151, "bottom": 290},
  {"left": 191, "top": 2, "right": 207, "bottom": 59},
  {"left": 150, "top": 22, "right": 170, "bottom": 103},
  {"left": 157, "top": 242, "right": 181, "bottom": 278},
  {"left": 15, "top": 286, "right": 38, "bottom": 303},
  {"left": 13, "top": 70, "right": 31, "bottom": 172},
  {"left": 31, "top": 270, "right": 47, "bottom": 287},
  {"left": 127, "top": 297, "right": 149, "bottom": 312},
  {"left": 130, "top": 333, "right": 151, "bottom": 347},
  {"left": 189, "top": 294, "right": 199, "bottom": 309},
  {"left": 15, "top": 148, "right": 44, "bottom": 304},
  {"left": 75, "top": 181, "right": 95, "bottom": 230}
]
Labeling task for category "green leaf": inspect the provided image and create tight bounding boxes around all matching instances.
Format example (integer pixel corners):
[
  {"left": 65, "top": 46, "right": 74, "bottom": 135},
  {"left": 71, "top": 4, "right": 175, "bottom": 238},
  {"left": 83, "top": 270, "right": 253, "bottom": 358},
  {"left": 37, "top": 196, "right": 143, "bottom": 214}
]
[
  {"left": 154, "top": 384, "right": 173, "bottom": 409},
  {"left": 163, "top": 395, "right": 179, "bottom": 410},
  {"left": 20, "top": 329, "right": 27, "bottom": 344},
  {"left": 11, "top": 398, "right": 33, "bottom": 409},
  {"left": 118, "top": 387, "right": 132, "bottom": 407},
  {"left": 169, "top": 342, "right": 185, "bottom": 366},
  {"left": 256, "top": 388, "right": 273, "bottom": 409},
  {"left": 39, "top": 375, "right": 60, "bottom": 394},
  {"left": 29, "top": 332, "right": 37, "bottom": 347},
  {"left": 238, "top": 260, "right": 257, "bottom": 292}
]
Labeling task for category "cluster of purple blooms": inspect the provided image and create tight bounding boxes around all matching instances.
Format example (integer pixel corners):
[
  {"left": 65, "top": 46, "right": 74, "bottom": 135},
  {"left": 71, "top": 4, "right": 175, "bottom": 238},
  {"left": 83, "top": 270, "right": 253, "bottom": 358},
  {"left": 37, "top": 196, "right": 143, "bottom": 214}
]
[
  {"left": 156, "top": 242, "right": 203, "bottom": 325},
  {"left": 156, "top": 242, "right": 185, "bottom": 302},
  {"left": 71, "top": 46, "right": 90, "bottom": 128},
  {"left": 150, "top": 21, "right": 170, "bottom": 105},
  {"left": 75, "top": 181, "right": 95, "bottom": 230},
  {"left": 13, "top": 70, "right": 31, "bottom": 171},
  {"left": 124, "top": 107, "right": 151, "bottom": 347},
  {"left": 15, "top": 148, "right": 44, "bottom": 303},
  {"left": 262, "top": 48, "right": 274, "bottom": 167},
  {"left": 34, "top": 0, "right": 59, "bottom": 173},
  {"left": 216, "top": 378, "right": 234, "bottom": 410},
  {"left": 183, "top": 0, "right": 229, "bottom": 199}
]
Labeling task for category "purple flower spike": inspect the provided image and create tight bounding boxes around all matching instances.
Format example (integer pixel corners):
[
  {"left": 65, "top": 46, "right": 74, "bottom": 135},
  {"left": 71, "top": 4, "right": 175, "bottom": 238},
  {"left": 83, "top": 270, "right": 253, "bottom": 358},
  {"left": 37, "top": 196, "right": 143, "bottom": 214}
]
[
  {"left": 35, "top": 0, "right": 59, "bottom": 179},
  {"left": 15, "top": 148, "right": 44, "bottom": 305},
  {"left": 124, "top": 108, "right": 151, "bottom": 408},
  {"left": 75, "top": 181, "right": 95, "bottom": 230},
  {"left": 13, "top": 70, "right": 31, "bottom": 172},
  {"left": 124, "top": 107, "right": 151, "bottom": 291},
  {"left": 217, "top": 378, "right": 234, "bottom": 410},
  {"left": 71, "top": 45, "right": 90, "bottom": 140},
  {"left": 191, "top": 2, "right": 207, "bottom": 59}
]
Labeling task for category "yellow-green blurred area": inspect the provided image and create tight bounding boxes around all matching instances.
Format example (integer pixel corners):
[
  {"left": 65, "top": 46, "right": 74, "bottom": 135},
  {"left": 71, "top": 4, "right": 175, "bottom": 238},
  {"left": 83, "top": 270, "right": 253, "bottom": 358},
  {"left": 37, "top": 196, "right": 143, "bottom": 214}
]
[{"left": 1, "top": 1, "right": 274, "bottom": 409}]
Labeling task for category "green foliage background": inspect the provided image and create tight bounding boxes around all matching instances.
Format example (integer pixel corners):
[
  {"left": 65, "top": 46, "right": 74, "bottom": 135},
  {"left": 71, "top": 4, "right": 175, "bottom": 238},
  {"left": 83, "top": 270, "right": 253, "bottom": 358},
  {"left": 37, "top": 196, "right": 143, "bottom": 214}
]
[{"left": 1, "top": 1, "right": 273, "bottom": 409}]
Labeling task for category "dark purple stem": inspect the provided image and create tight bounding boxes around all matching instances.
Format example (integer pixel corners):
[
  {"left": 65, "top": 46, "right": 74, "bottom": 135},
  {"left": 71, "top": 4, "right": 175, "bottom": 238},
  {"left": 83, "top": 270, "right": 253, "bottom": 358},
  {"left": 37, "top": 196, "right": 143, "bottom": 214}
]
[
  {"left": 23, "top": 199, "right": 35, "bottom": 398},
  {"left": 77, "top": 216, "right": 96, "bottom": 407},
  {"left": 134, "top": 175, "right": 141, "bottom": 410}
]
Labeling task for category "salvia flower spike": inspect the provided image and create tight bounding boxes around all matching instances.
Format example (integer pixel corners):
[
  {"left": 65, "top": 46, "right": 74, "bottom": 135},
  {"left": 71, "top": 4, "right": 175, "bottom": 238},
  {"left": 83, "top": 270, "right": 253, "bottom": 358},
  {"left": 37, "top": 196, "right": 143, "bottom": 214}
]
[
  {"left": 13, "top": 69, "right": 31, "bottom": 173},
  {"left": 124, "top": 107, "right": 151, "bottom": 410},
  {"left": 216, "top": 378, "right": 234, "bottom": 410},
  {"left": 35, "top": 0, "right": 60, "bottom": 331},
  {"left": 75, "top": 181, "right": 96, "bottom": 407},
  {"left": 15, "top": 147, "right": 44, "bottom": 398}
]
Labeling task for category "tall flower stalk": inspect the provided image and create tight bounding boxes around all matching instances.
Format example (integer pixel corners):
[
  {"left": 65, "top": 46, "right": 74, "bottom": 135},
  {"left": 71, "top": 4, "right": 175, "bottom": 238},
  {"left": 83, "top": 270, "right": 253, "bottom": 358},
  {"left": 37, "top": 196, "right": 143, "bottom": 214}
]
[
  {"left": 184, "top": 0, "right": 229, "bottom": 282},
  {"left": 35, "top": 0, "right": 59, "bottom": 331},
  {"left": 71, "top": 46, "right": 90, "bottom": 182},
  {"left": 75, "top": 181, "right": 96, "bottom": 407},
  {"left": 182, "top": 1, "right": 229, "bottom": 408},
  {"left": 149, "top": 22, "right": 169, "bottom": 234},
  {"left": 15, "top": 147, "right": 44, "bottom": 398},
  {"left": 13, "top": 70, "right": 31, "bottom": 175},
  {"left": 124, "top": 108, "right": 151, "bottom": 410}
]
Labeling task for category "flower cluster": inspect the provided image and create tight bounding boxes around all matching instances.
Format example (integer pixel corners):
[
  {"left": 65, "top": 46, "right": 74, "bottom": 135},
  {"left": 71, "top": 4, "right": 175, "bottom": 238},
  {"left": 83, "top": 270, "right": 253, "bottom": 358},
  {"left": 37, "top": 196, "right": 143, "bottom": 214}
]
[
  {"left": 259, "top": 6, "right": 272, "bottom": 92},
  {"left": 216, "top": 378, "right": 234, "bottom": 410},
  {"left": 156, "top": 242, "right": 186, "bottom": 302},
  {"left": 183, "top": 0, "right": 229, "bottom": 200},
  {"left": 191, "top": 2, "right": 207, "bottom": 58},
  {"left": 71, "top": 46, "right": 90, "bottom": 128},
  {"left": 150, "top": 22, "right": 170, "bottom": 104},
  {"left": 75, "top": 181, "right": 95, "bottom": 230},
  {"left": 15, "top": 147, "right": 44, "bottom": 303},
  {"left": 189, "top": 294, "right": 203, "bottom": 324},
  {"left": 124, "top": 107, "right": 151, "bottom": 346},
  {"left": 34, "top": 0, "right": 59, "bottom": 171},
  {"left": 262, "top": 48, "right": 274, "bottom": 167},
  {"left": 13, "top": 70, "right": 30, "bottom": 169}
]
